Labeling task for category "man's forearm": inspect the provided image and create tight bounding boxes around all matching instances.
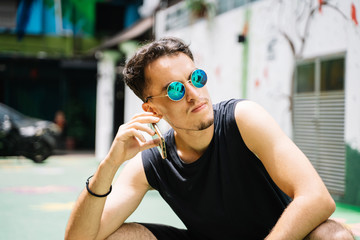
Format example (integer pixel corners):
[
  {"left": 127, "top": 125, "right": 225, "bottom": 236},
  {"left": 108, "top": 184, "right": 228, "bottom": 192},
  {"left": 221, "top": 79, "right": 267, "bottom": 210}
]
[
  {"left": 65, "top": 159, "right": 120, "bottom": 240},
  {"left": 266, "top": 194, "right": 335, "bottom": 240}
]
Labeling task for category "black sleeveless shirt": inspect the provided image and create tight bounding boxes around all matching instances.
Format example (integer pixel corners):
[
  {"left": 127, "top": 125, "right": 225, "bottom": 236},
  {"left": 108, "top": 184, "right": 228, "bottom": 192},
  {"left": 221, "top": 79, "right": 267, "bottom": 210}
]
[{"left": 142, "top": 99, "right": 291, "bottom": 240}]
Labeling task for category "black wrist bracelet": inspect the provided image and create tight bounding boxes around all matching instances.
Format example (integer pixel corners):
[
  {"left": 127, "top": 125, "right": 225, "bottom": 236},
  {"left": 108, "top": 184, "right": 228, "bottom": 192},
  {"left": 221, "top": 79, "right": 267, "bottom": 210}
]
[{"left": 86, "top": 175, "right": 112, "bottom": 198}]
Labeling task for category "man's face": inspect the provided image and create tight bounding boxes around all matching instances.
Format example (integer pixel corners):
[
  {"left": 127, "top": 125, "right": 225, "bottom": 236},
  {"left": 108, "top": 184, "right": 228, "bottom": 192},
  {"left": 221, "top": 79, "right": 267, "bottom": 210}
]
[{"left": 143, "top": 53, "right": 214, "bottom": 132}]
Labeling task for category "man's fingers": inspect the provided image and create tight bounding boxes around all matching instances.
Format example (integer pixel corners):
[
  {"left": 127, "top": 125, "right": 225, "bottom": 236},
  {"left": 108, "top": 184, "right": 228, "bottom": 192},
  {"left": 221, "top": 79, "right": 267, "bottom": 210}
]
[
  {"left": 118, "top": 112, "right": 162, "bottom": 138},
  {"left": 140, "top": 138, "right": 160, "bottom": 152},
  {"left": 130, "top": 129, "right": 146, "bottom": 142},
  {"left": 129, "top": 113, "right": 161, "bottom": 125},
  {"left": 130, "top": 112, "right": 155, "bottom": 119},
  {"left": 127, "top": 122, "right": 155, "bottom": 136}
]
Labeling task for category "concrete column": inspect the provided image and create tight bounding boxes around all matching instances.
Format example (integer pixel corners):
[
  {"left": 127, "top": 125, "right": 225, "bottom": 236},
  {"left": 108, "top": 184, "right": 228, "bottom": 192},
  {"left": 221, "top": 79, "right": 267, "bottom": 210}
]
[{"left": 95, "top": 51, "right": 120, "bottom": 160}]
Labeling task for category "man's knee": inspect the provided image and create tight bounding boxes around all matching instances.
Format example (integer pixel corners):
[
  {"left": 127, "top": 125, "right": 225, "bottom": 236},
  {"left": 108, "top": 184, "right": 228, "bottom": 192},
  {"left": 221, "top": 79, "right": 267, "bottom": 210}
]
[
  {"left": 304, "top": 219, "right": 355, "bottom": 240},
  {"left": 105, "top": 223, "right": 157, "bottom": 240}
]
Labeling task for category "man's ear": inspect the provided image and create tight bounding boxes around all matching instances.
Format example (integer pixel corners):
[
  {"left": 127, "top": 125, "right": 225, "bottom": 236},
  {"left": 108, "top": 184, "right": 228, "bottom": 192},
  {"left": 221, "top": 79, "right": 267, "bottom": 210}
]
[
  {"left": 142, "top": 102, "right": 152, "bottom": 112},
  {"left": 142, "top": 102, "right": 162, "bottom": 117}
]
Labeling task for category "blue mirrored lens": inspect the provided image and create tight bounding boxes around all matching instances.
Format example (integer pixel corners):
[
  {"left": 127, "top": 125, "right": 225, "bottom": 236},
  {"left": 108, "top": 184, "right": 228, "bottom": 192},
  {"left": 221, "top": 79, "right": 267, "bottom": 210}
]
[
  {"left": 191, "top": 69, "right": 207, "bottom": 88},
  {"left": 167, "top": 82, "right": 185, "bottom": 101}
]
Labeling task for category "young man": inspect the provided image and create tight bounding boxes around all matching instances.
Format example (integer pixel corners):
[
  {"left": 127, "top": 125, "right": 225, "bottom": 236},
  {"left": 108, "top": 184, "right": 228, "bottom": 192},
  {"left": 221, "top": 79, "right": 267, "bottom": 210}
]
[{"left": 65, "top": 37, "right": 354, "bottom": 240}]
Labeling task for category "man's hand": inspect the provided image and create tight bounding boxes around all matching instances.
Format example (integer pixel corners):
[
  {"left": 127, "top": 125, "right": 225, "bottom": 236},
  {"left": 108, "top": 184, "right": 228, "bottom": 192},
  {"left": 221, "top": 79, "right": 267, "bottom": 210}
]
[
  {"left": 65, "top": 112, "right": 160, "bottom": 240},
  {"left": 105, "top": 112, "right": 161, "bottom": 167}
]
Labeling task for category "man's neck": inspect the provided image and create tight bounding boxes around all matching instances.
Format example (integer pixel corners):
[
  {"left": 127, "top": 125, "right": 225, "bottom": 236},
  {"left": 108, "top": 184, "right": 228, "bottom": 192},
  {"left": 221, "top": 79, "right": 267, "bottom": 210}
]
[{"left": 173, "top": 125, "right": 214, "bottom": 164}]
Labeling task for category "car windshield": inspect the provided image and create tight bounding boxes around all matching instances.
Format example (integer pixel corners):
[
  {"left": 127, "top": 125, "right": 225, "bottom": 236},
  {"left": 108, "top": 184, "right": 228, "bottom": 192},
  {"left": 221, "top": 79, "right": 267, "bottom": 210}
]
[{"left": 0, "top": 103, "right": 26, "bottom": 121}]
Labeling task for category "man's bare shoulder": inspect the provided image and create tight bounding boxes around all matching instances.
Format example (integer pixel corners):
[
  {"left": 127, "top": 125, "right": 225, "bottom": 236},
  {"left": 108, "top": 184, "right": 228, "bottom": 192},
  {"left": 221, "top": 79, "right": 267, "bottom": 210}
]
[
  {"left": 234, "top": 100, "right": 285, "bottom": 154},
  {"left": 234, "top": 100, "right": 269, "bottom": 126}
]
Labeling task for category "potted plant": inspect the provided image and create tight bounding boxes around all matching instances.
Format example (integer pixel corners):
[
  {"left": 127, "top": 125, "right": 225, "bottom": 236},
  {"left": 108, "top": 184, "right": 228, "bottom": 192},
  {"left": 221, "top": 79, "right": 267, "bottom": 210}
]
[{"left": 186, "top": 0, "right": 215, "bottom": 19}]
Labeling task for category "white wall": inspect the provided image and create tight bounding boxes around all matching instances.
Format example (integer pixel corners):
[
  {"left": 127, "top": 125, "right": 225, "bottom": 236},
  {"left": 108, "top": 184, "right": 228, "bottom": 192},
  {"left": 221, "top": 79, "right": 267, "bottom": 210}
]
[
  {"left": 156, "top": 5, "right": 245, "bottom": 105},
  {"left": 153, "top": 0, "right": 360, "bottom": 148},
  {"left": 155, "top": 1, "right": 293, "bottom": 135},
  {"left": 345, "top": 25, "right": 360, "bottom": 151}
]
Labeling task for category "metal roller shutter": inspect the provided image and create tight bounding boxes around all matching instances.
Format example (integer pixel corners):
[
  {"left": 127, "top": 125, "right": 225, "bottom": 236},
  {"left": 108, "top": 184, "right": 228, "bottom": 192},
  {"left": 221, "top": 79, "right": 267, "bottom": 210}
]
[{"left": 293, "top": 90, "right": 345, "bottom": 195}]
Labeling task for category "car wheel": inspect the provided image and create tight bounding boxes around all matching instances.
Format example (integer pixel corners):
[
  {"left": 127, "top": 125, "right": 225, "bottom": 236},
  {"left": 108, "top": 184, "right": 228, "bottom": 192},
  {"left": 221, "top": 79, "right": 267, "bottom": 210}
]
[
  {"left": 24, "top": 139, "right": 52, "bottom": 163},
  {"left": 1, "top": 131, "right": 19, "bottom": 156}
]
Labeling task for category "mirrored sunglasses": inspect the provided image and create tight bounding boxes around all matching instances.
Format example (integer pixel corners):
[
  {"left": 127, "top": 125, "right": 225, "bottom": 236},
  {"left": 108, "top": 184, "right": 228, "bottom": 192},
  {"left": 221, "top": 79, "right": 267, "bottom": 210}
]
[{"left": 145, "top": 69, "right": 207, "bottom": 102}]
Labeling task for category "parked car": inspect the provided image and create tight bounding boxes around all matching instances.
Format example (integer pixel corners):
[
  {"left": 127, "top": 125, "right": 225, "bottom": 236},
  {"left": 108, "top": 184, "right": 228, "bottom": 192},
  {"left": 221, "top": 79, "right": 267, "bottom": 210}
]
[{"left": 0, "top": 103, "right": 60, "bottom": 163}]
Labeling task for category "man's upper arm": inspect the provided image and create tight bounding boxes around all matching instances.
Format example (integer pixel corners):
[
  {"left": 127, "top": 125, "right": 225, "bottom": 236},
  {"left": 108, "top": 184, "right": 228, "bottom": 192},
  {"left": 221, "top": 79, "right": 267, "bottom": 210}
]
[
  {"left": 95, "top": 153, "right": 150, "bottom": 239},
  {"left": 234, "top": 100, "right": 329, "bottom": 199}
]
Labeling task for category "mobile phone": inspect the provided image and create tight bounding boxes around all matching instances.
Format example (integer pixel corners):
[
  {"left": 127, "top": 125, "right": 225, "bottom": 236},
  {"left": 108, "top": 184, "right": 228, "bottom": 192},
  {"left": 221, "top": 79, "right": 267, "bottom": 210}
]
[{"left": 149, "top": 123, "right": 167, "bottom": 159}]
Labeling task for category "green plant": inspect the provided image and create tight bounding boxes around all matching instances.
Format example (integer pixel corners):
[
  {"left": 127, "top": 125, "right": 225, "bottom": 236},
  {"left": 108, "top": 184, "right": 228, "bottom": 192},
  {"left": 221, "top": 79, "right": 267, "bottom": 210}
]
[{"left": 186, "top": 0, "right": 215, "bottom": 19}]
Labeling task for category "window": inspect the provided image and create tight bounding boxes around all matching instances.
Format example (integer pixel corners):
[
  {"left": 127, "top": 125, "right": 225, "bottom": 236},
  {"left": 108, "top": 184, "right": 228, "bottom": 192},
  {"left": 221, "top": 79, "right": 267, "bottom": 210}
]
[
  {"left": 0, "top": 0, "right": 17, "bottom": 29},
  {"left": 295, "top": 57, "right": 345, "bottom": 93},
  {"left": 296, "top": 63, "right": 315, "bottom": 93},
  {"left": 321, "top": 58, "right": 344, "bottom": 91}
]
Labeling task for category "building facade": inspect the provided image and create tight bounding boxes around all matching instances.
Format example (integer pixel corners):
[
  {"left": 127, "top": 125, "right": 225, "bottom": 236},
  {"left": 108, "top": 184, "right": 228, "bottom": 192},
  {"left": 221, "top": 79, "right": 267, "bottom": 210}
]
[{"left": 123, "top": 0, "right": 360, "bottom": 205}]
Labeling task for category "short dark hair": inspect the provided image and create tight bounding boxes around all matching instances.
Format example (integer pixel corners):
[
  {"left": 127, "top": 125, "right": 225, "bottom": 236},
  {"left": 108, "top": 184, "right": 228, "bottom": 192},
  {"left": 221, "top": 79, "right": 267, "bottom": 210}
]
[{"left": 123, "top": 37, "right": 194, "bottom": 102}]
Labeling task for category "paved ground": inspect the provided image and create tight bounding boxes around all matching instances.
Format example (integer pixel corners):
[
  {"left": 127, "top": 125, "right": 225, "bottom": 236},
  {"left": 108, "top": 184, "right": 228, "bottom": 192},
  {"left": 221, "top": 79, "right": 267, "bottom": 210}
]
[{"left": 0, "top": 152, "right": 359, "bottom": 240}]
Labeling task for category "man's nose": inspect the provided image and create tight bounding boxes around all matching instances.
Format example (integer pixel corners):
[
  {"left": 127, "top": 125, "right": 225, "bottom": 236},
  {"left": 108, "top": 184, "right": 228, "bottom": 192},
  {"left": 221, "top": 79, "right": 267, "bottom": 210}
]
[{"left": 185, "top": 81, "right": 200, "bottom": 102}]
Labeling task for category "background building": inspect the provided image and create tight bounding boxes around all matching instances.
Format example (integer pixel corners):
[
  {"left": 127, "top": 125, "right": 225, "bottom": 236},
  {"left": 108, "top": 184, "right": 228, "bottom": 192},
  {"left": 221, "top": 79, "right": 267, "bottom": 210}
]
[
  {"left": 0, "top": 0, "right": 145, "bottom": 151},
  {"left": 123, "top": 0, "right": 360, "bottom": 206}
]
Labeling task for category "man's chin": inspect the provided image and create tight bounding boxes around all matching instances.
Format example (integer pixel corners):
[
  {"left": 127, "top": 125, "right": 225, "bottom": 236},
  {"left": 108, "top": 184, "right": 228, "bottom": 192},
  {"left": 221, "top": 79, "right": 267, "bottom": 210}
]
[{"left": 197, "top": 118, "right": 214, "bottom": 131}]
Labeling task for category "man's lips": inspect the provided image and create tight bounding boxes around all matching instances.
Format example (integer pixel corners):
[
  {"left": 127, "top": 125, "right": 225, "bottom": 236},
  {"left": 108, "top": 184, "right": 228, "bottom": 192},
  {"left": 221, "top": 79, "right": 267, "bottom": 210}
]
[{"left": 191, "top": 102, "right": 207, "bottom": 113}]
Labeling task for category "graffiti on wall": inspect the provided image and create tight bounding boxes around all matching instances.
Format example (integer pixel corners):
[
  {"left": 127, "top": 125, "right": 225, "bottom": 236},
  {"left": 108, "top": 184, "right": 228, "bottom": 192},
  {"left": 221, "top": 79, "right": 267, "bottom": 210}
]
[{"left": 255, "top": 0, "right": 360, "bottom": 99}]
